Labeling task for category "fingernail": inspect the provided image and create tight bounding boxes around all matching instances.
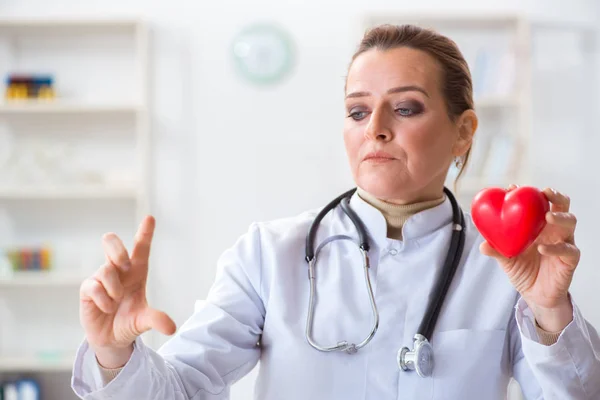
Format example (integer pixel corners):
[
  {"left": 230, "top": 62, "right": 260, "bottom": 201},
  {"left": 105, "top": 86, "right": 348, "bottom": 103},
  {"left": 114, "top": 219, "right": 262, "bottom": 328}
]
[
  {"left": 108, "top": 235, "right": 119, "bottom": 246},
  {"left": 122, "top": 260, "right": 132, "bottom": 272}
]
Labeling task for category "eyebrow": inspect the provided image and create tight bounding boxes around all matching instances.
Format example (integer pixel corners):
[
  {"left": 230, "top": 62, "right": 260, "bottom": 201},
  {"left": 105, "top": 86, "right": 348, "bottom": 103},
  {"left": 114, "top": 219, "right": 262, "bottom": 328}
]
[{"left": 345, "top": 85, "right": 430, "bottom": 99}]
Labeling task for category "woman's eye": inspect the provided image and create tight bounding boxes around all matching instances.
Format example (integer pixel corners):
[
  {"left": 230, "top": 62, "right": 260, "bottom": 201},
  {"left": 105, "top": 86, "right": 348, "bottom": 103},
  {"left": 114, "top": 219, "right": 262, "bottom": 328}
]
[
  {"left": 395, "top": 101, "right": 424, "bottom": 117},
  {"left": 348, "top": 111, "right": 368, "bottom": 121},
  {"left": 396, "top": 108, "right": 414, "bottom": 116}
]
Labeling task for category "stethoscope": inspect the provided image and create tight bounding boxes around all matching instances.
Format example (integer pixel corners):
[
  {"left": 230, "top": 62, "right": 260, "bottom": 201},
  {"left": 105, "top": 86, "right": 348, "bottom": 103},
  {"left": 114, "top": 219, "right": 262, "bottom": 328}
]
[{"left": 304, "top": 186, "right": 465, "bottom": 378}]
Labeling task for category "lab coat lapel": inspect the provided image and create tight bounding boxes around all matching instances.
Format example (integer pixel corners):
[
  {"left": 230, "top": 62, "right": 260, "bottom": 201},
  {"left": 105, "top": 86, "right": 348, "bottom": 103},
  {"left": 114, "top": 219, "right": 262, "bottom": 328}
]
[
  {"left": 402, "top": 196, "right": 454, "bottom": 240},
  {"left": 348, "top": 192, "right": 455, "bottom": 244}
]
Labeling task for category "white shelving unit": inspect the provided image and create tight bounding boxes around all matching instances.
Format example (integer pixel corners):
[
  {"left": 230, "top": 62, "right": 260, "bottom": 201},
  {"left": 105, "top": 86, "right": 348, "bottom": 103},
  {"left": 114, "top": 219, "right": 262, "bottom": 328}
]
[
  {"left": 475, "top": 96, "right": 521, "bottom": 109},
  {"left": 363, "top": 14, "right": 533, "bottom": 209},
  {"left": 0, "top": 18, "right": 144, "bottom": 31},
  {"left": 0, "top": 185, "right": 138, "bottom": 200},
  {"left": 0, "top": 354, "right": 75, "bottom": 373},
  {"left": 0, "top": 271, "right": 86, "bottom": 288},
  {"left": 0, "top": 17, "right": 150, "bottom": 397},
  {"left": 0, "top": 101, "right": 141, "bottom": 115}
]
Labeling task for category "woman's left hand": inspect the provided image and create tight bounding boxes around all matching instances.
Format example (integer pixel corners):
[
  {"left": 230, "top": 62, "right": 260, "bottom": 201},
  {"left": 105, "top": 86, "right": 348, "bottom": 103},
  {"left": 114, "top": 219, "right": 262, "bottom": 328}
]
[{"left": 480, "top": 186, "right": 579, "bottom": 332}]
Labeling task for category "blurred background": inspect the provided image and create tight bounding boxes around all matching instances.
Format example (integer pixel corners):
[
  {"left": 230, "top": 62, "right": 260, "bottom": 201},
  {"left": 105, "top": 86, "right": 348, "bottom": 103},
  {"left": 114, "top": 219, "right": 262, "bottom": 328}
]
[{"left": 0, "top": 0, "right": 597, "bottom": 399}]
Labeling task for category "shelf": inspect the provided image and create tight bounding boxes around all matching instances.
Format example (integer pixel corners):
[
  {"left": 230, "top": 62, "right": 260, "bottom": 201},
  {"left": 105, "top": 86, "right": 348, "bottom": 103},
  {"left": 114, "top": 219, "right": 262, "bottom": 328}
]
[
  {"left": 455, "top": 179, "right": 486, "bottom": 194},
  {"left": 0, "top": 185, "right": 138, "bottom": 200},
  {"left": 0, "top": 18, "right": 142, "bottom": 34},
  {"left": 0, "top": 271, "right": 85, "bottom": 288},
  {"left": 475, "top": 96, "right": 520, "bottom": 109},
  {"left": 366, "top": 13, "right": 522, "bottom": 29},
  {"left": 0, "top": 354, "right": 75, "bottom": 372},
  {"left": 454, "top": 178, "right": 516, "bottom": 194},
  {"left": 0, "top": 101, "right": 143, "bottom": 115}
]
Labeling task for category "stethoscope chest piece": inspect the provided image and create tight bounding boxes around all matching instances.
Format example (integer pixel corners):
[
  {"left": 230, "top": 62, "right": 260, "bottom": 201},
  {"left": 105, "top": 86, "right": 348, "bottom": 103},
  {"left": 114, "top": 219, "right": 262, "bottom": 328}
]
[{"left": 397, "top": 334, "right": 434, "bottom": 378}]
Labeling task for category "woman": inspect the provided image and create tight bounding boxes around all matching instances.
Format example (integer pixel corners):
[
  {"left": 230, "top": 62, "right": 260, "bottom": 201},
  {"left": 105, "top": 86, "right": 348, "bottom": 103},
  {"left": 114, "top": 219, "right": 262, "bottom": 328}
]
[{"left": 72, "top": 25, "right": 600, "bottom": 399}]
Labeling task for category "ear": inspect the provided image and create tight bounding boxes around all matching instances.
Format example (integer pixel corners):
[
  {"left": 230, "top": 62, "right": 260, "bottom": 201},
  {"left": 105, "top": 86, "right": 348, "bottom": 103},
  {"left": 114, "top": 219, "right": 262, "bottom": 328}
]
[{"left": 452, "top": 109, "right": 478, "bottom": 157}]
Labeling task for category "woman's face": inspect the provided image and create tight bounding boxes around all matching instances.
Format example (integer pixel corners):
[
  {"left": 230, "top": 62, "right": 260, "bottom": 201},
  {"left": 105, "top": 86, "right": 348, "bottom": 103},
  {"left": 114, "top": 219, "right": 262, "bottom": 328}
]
[{"left": 344, "top": 47, "right": 475, "bottom": 204}]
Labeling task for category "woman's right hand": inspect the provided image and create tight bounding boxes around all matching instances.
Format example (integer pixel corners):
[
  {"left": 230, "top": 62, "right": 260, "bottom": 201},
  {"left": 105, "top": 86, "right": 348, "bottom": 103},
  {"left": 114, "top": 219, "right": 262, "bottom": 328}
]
[{"left": 79, "top": 216, "right": 176, "bottom": 368}]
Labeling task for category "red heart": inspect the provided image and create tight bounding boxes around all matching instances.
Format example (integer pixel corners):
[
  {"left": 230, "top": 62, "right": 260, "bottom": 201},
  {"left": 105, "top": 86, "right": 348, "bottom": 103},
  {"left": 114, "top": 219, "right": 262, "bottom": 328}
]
[{"left": 471, "top": 186, "right": 550, "bottom": 258}]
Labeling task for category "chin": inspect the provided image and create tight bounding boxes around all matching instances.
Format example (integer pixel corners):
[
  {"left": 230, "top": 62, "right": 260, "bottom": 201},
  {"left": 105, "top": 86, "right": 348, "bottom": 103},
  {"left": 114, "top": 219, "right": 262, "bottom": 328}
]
[{"left": 357, "top": 172, "right": 409, "bottom": 201}]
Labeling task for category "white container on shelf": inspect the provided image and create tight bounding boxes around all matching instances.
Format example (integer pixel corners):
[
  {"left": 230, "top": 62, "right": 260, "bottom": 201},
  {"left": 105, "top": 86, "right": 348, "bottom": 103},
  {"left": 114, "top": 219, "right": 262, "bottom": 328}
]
[
  {"left": 0, "top": 249, "right": 12, "bottom": 278},
  {"left": 79, "top": 240, "right": 104, "bottom": 276},
  {"left": 0, "top": 298, "right": 19, "bottom": 357},
  {"left": 51, "top": 240, "right": 81, "bottom": 275}
]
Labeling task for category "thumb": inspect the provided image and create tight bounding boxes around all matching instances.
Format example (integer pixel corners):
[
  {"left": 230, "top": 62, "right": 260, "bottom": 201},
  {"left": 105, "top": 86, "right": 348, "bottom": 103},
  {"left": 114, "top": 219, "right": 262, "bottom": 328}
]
[{"left": 135, "top": 307, "right": 177, "bottom": 336}]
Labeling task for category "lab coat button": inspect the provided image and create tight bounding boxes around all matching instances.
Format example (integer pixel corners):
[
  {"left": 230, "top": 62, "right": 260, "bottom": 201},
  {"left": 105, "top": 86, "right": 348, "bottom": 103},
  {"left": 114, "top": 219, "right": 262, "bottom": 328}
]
[{"left": 389, "top": 249, "right": 398, "bottom": 256}]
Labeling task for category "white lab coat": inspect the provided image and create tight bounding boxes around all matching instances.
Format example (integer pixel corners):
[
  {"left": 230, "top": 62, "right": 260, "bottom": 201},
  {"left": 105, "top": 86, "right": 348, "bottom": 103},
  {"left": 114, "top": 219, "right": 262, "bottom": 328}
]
[{"left": 71, "top": 193, "right": 600, "bottom": 399}]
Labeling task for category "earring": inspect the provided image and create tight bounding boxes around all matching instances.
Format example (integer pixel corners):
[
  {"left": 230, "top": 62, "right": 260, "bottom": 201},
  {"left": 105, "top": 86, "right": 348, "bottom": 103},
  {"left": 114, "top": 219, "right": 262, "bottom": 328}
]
[{"left": 454, "top": 157, "right": 463, "bottom": 169}]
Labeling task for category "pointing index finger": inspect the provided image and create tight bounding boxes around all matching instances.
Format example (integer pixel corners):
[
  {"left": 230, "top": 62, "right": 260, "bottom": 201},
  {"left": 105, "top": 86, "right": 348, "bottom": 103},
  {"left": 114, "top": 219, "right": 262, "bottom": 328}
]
[{"left": 131, "top": 215, "right": 156, "bottom": 266}]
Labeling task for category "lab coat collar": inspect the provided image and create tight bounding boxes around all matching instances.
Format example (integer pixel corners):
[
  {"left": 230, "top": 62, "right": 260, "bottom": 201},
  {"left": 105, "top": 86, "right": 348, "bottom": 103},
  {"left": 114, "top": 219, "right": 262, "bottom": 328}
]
[{"left": 349, "top": 191, "right": 453, "bottom": 247}]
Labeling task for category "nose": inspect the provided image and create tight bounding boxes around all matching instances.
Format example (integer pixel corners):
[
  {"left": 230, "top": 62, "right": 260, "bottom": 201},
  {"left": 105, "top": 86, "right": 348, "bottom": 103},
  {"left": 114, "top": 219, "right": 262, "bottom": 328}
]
[{"left": 364, "top": 106, "right": 393, "bottom": 142}]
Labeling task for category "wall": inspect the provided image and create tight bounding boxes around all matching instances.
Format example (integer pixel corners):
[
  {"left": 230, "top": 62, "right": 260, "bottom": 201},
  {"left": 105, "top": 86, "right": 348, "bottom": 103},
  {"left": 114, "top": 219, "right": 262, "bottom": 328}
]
[{"left": 0, "top": 1, "right": 598, "bottom": 399}]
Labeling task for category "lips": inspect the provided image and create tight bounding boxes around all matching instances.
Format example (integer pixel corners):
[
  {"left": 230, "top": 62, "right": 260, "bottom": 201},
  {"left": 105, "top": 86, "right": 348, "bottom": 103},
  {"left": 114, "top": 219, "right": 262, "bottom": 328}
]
[{"left": 364, "top": 150, "right": 395, "bottom": 161}]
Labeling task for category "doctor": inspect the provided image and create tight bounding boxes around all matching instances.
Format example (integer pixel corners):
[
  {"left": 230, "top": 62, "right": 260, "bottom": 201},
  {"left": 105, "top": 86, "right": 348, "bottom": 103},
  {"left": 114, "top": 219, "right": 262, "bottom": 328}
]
[{"left": 72, "top": 24, "right": 600, "bottom": 399}]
